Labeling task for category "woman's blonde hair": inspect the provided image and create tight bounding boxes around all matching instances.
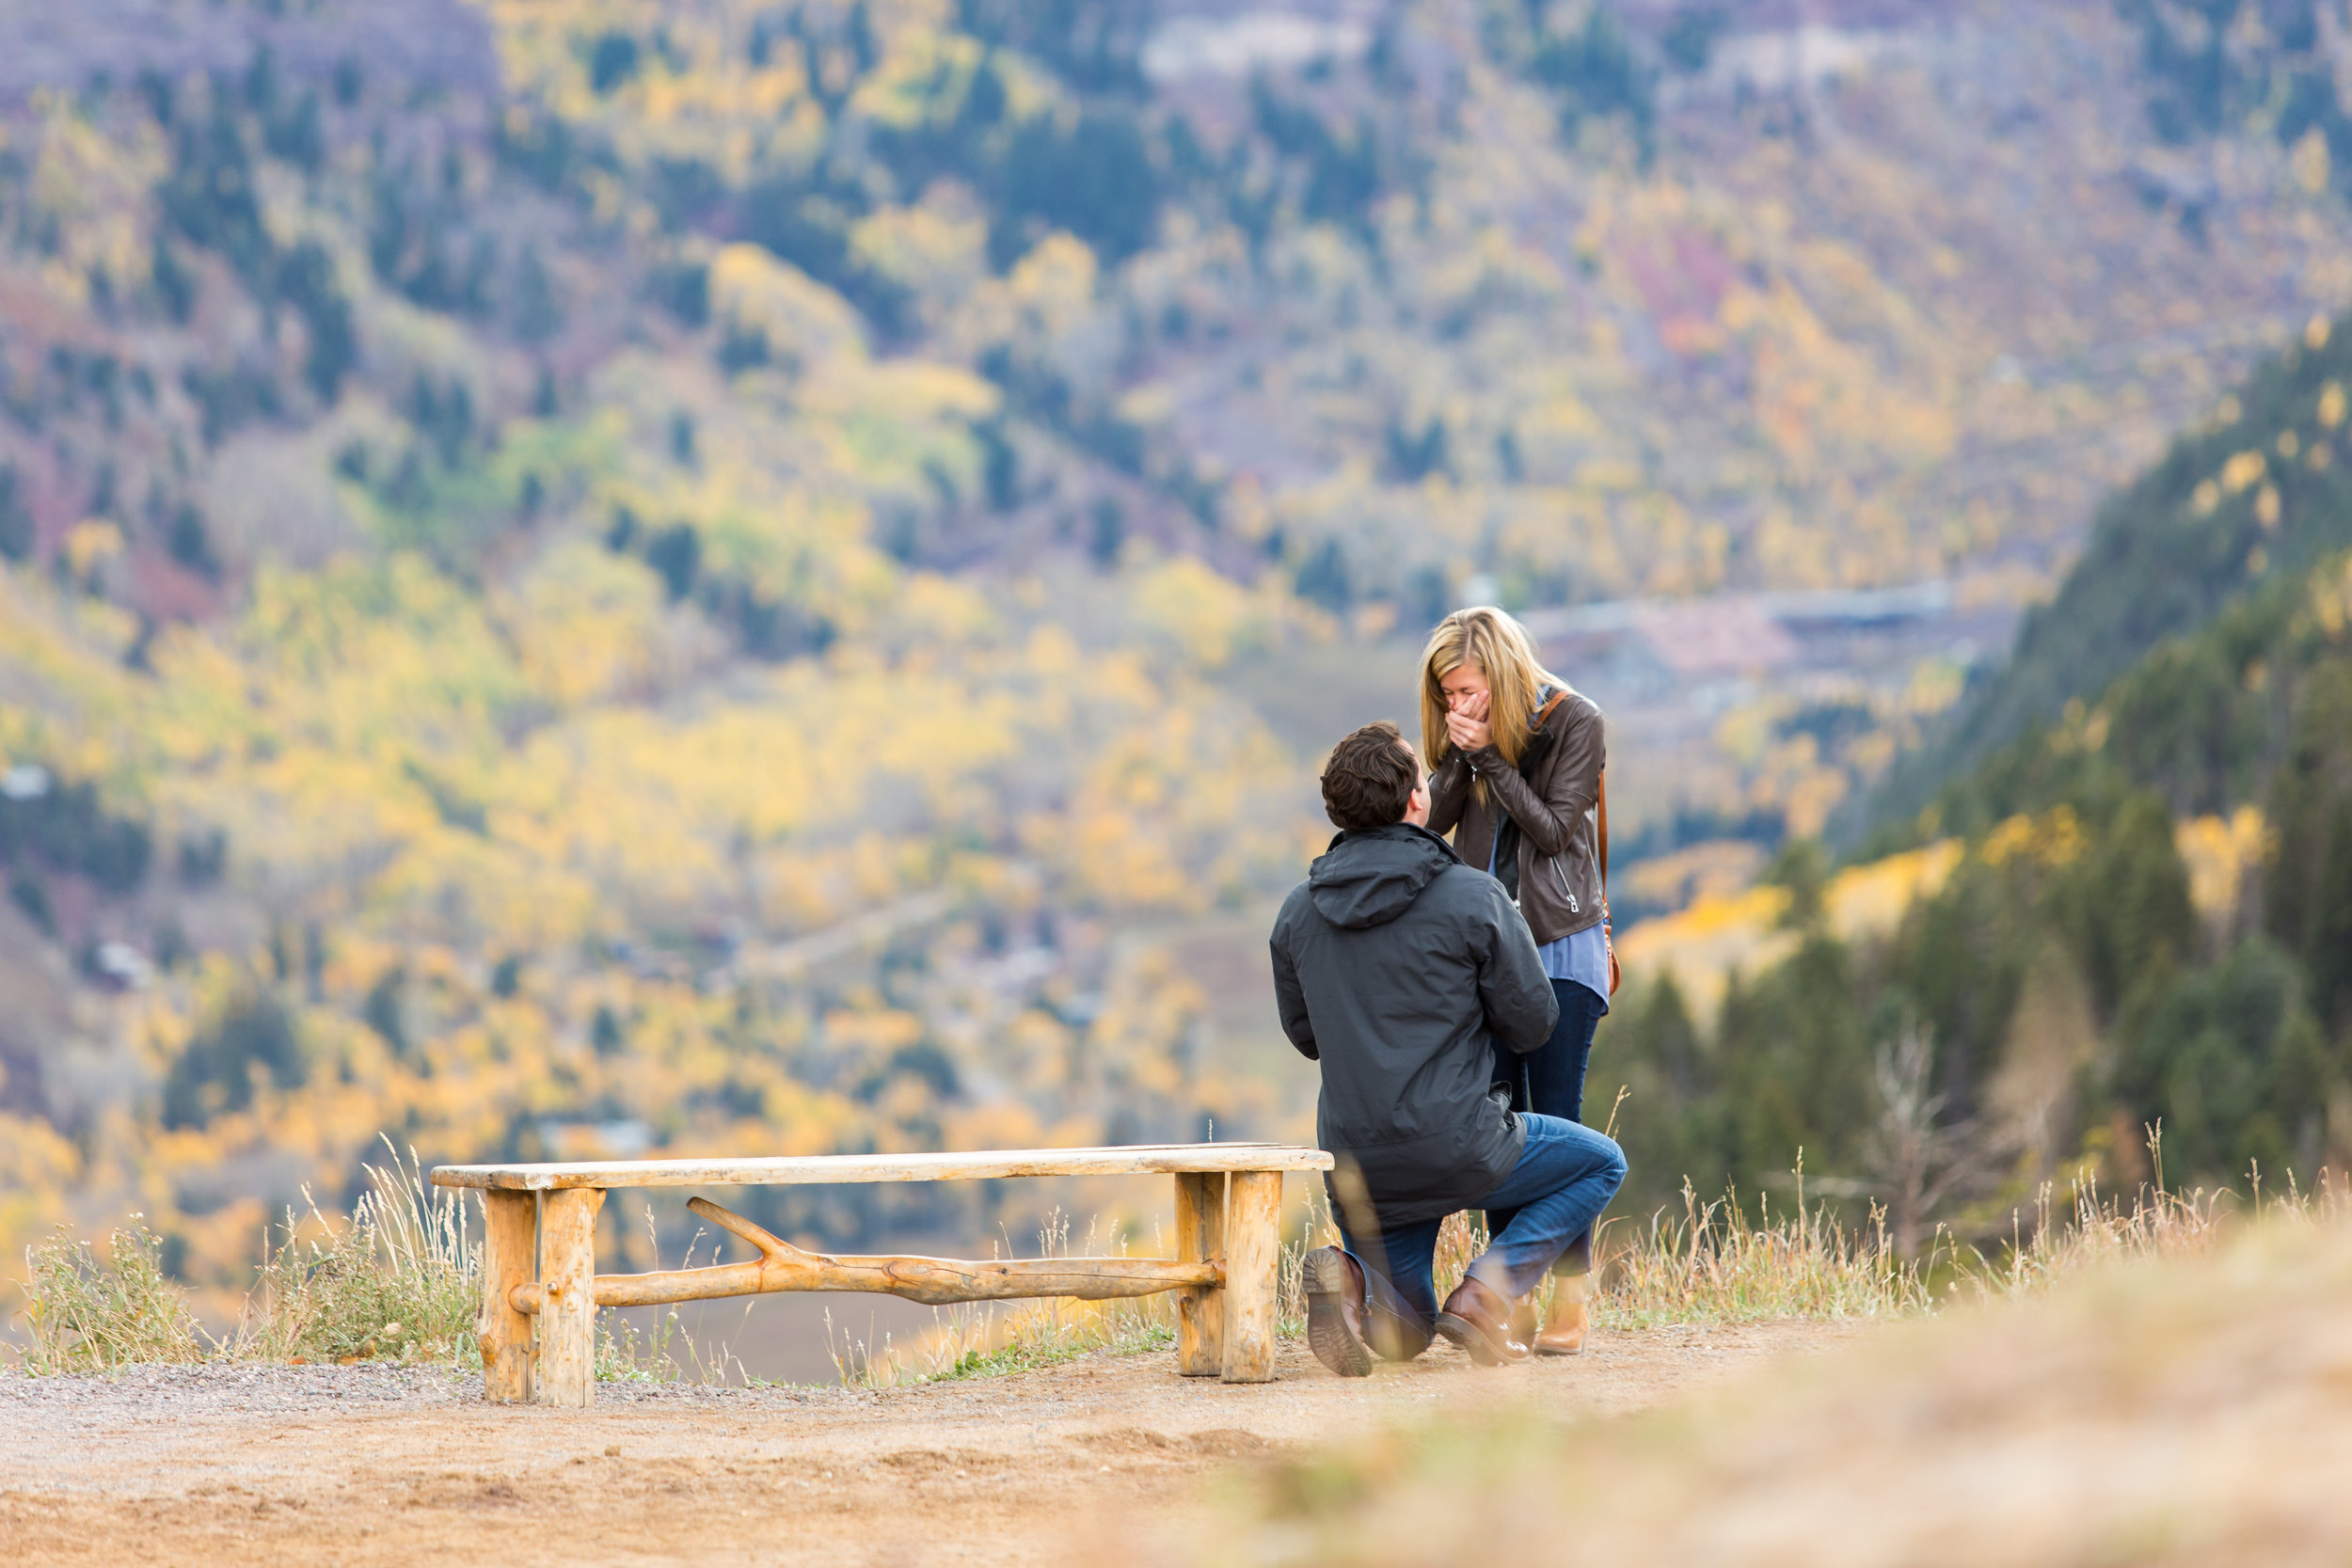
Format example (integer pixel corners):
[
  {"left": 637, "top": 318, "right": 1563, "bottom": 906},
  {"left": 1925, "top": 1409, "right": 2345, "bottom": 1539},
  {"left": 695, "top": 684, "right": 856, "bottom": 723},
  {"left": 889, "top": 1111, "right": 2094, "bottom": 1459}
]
[{"left": 1418, "top": 607, "right": 1566, "bottom": 776}]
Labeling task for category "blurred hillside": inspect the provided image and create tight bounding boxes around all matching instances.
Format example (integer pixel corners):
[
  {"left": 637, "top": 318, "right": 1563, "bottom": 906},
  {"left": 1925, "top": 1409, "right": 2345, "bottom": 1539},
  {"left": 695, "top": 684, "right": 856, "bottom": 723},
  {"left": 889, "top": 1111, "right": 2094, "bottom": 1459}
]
[
  {"left": 1867, "top": 301, "right": 2352, "bottom": 833},
  {"left": 1606, "top": 311, "right": 2352, "bottom": 1247},
  {"left": 4, "top": 0, "right": 2352, "bottom": 1299}
]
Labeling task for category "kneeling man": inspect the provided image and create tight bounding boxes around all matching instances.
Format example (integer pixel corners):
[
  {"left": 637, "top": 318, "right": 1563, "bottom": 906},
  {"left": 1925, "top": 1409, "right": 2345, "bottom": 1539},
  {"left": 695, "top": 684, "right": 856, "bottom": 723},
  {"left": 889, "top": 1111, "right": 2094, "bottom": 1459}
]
[{"left": 1272, "top": 721, "right": 1627, "bottom": 1373}]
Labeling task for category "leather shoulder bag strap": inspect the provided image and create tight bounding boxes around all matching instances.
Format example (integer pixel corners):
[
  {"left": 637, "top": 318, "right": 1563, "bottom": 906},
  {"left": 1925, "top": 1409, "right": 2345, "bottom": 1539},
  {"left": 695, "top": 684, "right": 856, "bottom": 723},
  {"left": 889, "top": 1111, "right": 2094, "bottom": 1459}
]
[
  {"left": 1598, "top": 770, "right": 1609, "bottom": 891},
  {"left": 1524, "top": 690, "right": 1562, "bottom": 756},
  {"left": 1600, "top": 769, "right": 1620, "bottom": 997}
]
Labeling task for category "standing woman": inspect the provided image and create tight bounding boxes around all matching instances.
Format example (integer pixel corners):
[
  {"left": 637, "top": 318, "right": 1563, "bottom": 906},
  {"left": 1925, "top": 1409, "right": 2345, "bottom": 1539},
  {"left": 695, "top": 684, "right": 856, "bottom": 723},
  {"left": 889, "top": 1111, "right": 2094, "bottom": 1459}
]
[{"left": 1420, "top": 607, "right": 1613, "bottom": 1355}]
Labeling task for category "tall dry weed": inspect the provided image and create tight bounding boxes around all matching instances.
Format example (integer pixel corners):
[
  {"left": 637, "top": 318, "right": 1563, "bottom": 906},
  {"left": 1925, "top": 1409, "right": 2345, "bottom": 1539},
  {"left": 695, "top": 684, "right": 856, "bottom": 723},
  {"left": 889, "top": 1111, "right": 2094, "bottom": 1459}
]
[
  {"left": 1598, "top": 1179, "right": 1932, "bottom": 1326},
  {"left": 234, "top": 1141, "right": 478, "bottom": 1366},
  {"left": 11, "top": 1139, "right": 479, "bottom": 1373},
  {"left": 1976, "top": 1155, "right": 2346, "bottom": 1301},
  {"left": 17, "top": 1219, "right": 208, "bottom": 1371}
]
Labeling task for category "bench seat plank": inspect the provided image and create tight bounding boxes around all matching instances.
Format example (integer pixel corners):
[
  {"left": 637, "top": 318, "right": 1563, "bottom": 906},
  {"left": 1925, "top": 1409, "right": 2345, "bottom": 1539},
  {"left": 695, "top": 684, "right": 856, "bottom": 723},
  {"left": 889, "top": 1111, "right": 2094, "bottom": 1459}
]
[{"left": 430, "top": 1142, "right": 1332, "bottom": 1191}]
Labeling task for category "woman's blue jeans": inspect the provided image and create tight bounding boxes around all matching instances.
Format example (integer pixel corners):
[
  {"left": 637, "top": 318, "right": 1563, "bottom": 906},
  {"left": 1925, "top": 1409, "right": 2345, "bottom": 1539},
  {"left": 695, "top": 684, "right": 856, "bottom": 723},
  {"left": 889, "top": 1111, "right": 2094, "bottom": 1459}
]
[
  {"left": 1336, "top": 1113, "right": 1627, "bottom": 1361},
  {"left": 1488, "top": 977, "right": 1607, "bottom": 1274}
]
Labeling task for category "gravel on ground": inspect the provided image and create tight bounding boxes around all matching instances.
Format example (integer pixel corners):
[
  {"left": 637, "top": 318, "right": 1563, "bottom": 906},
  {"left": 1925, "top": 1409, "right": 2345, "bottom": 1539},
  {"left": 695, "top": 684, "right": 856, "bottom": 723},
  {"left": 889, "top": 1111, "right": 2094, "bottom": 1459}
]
[{"left": 0, "top": 1319, "right": 1867, "bottom": 1567}]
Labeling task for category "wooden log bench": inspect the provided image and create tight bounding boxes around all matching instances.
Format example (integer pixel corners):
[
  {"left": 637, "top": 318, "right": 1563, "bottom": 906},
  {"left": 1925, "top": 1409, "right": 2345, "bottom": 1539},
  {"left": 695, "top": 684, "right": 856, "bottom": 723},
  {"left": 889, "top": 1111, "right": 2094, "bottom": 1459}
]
[{"left": 428, "top": 1143, "right": 1333, "bottom": 1406}]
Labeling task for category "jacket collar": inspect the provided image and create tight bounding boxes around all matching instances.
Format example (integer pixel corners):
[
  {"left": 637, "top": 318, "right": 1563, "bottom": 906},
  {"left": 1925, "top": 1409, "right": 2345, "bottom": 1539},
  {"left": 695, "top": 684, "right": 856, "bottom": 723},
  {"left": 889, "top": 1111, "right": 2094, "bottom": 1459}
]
[{"left": 1326, "top": 820, "right": 1461, "bottom": 859}]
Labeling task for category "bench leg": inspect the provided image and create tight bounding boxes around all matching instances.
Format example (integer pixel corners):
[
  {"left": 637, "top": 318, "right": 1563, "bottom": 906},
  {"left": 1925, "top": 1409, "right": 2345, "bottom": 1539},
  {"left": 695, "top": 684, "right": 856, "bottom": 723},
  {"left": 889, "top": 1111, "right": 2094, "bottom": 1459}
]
[
  {"left": 1173, "top": 1172, "right": 1227, "bottom": 1376},
  {"left": 535, "top": 1187, "right": 606, "bottom": 1408},
  {"left": 1220, "top": 1171, "right": 1281, "bottom": 1384},
  {"left": 479, "top": 1191, "right": 537, "bottom": 1403}
]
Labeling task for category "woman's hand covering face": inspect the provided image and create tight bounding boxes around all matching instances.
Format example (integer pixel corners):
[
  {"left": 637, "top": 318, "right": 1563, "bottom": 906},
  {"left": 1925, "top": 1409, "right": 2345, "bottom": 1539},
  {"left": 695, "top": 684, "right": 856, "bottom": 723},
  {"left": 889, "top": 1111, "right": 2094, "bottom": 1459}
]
[{"left": 1445, "top": 688, "right": 1492, "bottom": 752}]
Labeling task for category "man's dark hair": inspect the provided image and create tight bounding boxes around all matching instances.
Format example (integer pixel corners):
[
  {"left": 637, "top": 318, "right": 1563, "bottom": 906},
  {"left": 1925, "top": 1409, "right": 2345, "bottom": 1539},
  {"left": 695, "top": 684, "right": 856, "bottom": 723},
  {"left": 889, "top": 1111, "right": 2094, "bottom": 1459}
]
[{"left": 1322, "top": 721, "right": 1421, "bottom": 832}]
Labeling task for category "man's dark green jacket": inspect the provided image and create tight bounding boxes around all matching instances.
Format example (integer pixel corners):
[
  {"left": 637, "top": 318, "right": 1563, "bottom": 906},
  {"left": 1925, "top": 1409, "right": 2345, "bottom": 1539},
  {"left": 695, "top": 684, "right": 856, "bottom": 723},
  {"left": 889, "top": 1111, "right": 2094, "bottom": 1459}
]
[{"left": 1269, "top": 821, "right": 1559, "bottom": 1226}]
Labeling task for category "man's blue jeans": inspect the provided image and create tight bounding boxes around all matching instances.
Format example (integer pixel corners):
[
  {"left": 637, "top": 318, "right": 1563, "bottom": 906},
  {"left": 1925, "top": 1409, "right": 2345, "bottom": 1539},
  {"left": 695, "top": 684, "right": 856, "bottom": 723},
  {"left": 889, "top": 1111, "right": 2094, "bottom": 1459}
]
[{"left": 1337, "top": 1113, "right": 1627, "bottom": 1361}]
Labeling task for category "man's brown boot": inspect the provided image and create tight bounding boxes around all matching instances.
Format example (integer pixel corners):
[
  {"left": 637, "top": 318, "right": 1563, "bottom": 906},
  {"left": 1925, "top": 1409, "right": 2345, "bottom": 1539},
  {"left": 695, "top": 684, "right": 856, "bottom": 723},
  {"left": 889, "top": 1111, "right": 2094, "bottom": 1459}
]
[
  {"left": 1533, "top": 1273, "right": 1590, "bottom": 1356},
  {"left": 1435, "top": 1275, "right": 1531, "bottom": 1366},
  {"left": 1302, "top": 1246, "right": 1375, "bottom": 1377}
]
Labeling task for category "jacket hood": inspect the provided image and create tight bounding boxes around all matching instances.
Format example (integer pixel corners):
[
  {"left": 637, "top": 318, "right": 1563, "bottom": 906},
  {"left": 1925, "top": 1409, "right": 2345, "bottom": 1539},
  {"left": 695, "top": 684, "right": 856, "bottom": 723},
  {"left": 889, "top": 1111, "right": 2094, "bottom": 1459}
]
[{"left": 1308, "top": 824, "right": 1460, "bottom": 929}]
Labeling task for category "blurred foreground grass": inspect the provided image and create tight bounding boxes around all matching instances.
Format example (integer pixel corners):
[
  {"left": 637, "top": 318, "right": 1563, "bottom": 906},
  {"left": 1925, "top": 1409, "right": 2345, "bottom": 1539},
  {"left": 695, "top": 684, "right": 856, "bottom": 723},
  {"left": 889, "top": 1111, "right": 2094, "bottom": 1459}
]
[{"left": 1162, "top": 1180, "right": 2352, "bottom": 1567}]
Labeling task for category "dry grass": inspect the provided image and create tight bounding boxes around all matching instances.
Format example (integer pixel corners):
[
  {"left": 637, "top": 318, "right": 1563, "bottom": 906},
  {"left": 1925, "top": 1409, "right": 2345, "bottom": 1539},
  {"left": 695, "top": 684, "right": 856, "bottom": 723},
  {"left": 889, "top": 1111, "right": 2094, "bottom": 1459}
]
[
  {"left": 234, "top": 1143, "right": 479, "bottom": 1367},
  {"left": 1284, "top": 1170, "right": 1933, "bottom": 1341},
  {"left": 16, "top": 1130, "right": 2342, "bottom": 1387},
  {"left": 847, "top": 1165, "right": 1969, "bottom": 1389},
  {"left": 1594, "top": 1180, "right": 1932, "bottom": 1327},
  {"left": 11, "top": 1140, "right": 479, "bottom": 1374},
  {"left": 1972, "top": 1161, "right": 2346, "bottom": 1297},
  {"left": 1153, "top": 1176, "right": 2352, "bottom": 1568},
  {"left": 16, "top": 1219, "right": 208, "bottom": 1372}
]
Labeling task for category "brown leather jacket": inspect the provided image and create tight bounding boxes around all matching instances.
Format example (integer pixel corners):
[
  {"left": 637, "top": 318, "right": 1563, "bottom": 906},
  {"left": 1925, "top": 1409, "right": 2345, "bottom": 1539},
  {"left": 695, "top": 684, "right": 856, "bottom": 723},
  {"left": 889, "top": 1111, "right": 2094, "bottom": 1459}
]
[{"left": 1426, "top": 687, "right": 1606, "bottom": 947}]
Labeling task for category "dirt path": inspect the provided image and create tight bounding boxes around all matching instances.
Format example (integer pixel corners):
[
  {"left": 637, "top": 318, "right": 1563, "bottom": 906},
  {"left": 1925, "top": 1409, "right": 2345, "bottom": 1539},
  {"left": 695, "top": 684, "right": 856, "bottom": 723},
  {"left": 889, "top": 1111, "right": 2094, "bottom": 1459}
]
[{"left": 1, "top": 1321, "right": 1866, "bottom": 1567}]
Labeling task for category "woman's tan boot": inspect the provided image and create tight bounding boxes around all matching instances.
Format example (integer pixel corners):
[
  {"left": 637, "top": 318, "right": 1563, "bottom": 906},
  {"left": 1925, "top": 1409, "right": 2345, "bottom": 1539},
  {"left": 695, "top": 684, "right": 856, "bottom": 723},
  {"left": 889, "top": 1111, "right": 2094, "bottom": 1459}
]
[{"left": 1533, "top": 1273, "right": 1590, "bottom": 1356}]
